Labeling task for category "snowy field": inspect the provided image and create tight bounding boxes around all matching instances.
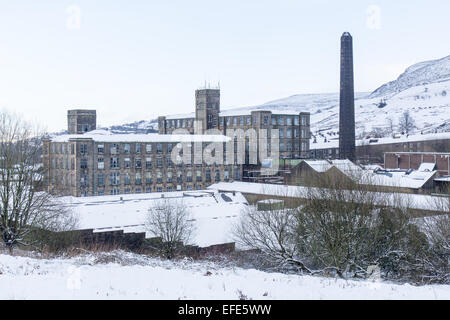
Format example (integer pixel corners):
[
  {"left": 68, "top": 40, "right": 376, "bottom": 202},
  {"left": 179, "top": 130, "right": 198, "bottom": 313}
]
[{"left": 0, "top": 251, "right": 449, "bottom": 300}]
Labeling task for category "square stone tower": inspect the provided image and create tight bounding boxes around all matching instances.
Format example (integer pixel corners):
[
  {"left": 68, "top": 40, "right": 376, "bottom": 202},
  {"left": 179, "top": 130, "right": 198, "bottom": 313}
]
[
  {"left": 67, "top": 110, "right": 97, "bottom": 134},
  {"left": 339, "top": 32, "right": 356, "bottom": 162},
  {"left": 195, "top": 88, "right": 220, "bottom": 134}
]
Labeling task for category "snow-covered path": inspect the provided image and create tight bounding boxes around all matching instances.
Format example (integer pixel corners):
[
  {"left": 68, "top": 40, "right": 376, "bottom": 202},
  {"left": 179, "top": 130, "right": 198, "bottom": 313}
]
[{"left": 0, "top": 252, "right": 448, "bottom": 300}]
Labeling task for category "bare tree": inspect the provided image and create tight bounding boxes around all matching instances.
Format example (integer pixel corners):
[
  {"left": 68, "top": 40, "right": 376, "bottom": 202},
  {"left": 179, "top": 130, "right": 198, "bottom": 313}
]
[
  {"left": 387, "top": 118, "right": 396, "bottom": 136},
  {"left": 233, "top": 202, "right": 312, "bottom": 273},
  {"left": 398, "top": 110, "right": 416, "bottom": 135},
  {"left": 0, "top": 111, "right": 75, "bottom": 254},
  {"left": 145, "top": 199, "right": 195, "bottom": 259}
]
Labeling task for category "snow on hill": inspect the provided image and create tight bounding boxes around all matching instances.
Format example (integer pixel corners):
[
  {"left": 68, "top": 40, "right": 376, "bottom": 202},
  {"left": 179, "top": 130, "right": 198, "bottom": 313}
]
[
  {"left": 370, "top": 55, "right": 450, "bottom": 98},
  {"left": 104, "top": 55, "right": 450, "bottom": 140},
  {"left": 0, "top": 251, "right": 448, "bottom": 299}
]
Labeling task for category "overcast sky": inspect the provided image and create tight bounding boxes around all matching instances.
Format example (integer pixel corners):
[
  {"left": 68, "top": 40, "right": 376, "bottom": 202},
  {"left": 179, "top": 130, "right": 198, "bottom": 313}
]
[{"left": 0, "top": 0, "right": 449, "bottom": 132}]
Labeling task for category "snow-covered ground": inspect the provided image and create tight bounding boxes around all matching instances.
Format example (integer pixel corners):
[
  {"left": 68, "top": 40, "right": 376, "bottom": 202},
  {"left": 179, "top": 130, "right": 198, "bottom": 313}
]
[{"left": 0, "top": 251, "right": 448, "bottom": 300}]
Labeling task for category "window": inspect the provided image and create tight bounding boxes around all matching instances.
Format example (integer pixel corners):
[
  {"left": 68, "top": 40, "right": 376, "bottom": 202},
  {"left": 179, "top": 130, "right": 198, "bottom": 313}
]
[
  {"left": 124, "top": 158, "right": 131, "bottom": 169},
  {"left": 98, "top": 158, "right": 104, "bottom": 170},
  {"left": 280, "top": 142, "right": 285, "bottom": 152},
  {"left": 167, "top": 171, "right": 173, "bottom": 183},
  {"left": 135, "top": 188, "right": 141, "bottom": 194},
  {"left": 135, "top": 157, "right": 142, "bottom": 169},
  {"left": 301, "top": 129, "right": 307, "bottom": 139},
  {"left": 80, "top": 144, "right": 88, "bottom": 155},
  {"left": 80, "top": 158, "right": 88, "bottom": 169},
  {"left": 71, "top": 144, "right": 75, "bottom": 155},
  {"left": 247, "top": 116, "right": 251, "bottom": 125},
  {"left": 136, "top": 143, "right": 141, "bottom": 154},
  {"left": 146, "top": 172, "right": 152, "bottom": 184},
  {"left": 156, "top": 157, "right": 163, "bottom": 168},
  {"left": 167, "top": 143, "right": 173, "bottom": 153},
  {"left": 263, "top": 116, "right": 269, "bottom": 126},
  {"left": 219, "top": 117, "right": 224, "bottom": 126},
  {"left": 135, "top": 172, "right": 142, "bottom": 185},
  {"left": 233, "top": 117, "right": 237, "bottom": 126},
  {"left": 224, "top": 169, "right": 229, "bottom": 181},
  {"left": 278, "top": 117, "right": 284, "bottom": 126},
  {"left": 186, "top": 171, "right": 192, "bottom": 182},
  {"left": 272, "top": 117, "right": 277, "bottom": 126},
  {"left": 294, "top": 117, "right": 299, "bottom": 126},
  {"left": 110, "top": 173, "right": 120, "bottom": 185},
  {"left": 287, "top": 117, "right": 292, "bottom": 126},
  {"left": 110, "top": 144, "right": 119, "bottom": 155},
  {"left": 110, "top": 157, "right": 120, "bottom": 169},
  {"left": 97, "top": 144, "right": 104, "bottom": 154},
  {"left": 215, "top": 170, "right": 220, "bottom": 181},
  {"left": 177, "top": 171, "right": 183, "bottom": 183},
  {"left": 301, "top": 141, "right": 308, "bottom": 152},
  {"left": 239, "top": 116, "right": 244, "bottom": 126},
  {"left": 146, "top": 157, "right": 152, "bottom": 169},
  {"left": 286, "top": 128, "right": 292, "bottom": 138},
  {"left": 301, "top": 117, "right": 307, "bottom": 126},
  {"left": 157, "top": 143, "right": 163, "bottom": 153},
  {"left": 226, "top": 117, "right": 231, "bottom": 126},
  {"left": 110, "top": 188, "right": 120, "bottom": 195},
  {"left": 205, "top": 170, "right": 211, "bottom": 182},
  {"left": 124, "top": 144, "right": 131, "bottom": 154},
  {"left": 146, "top": 144, "right": 152, "bottom": 153},
  {"left": 196, "top": 170, "right": 202, "bottom": 182},
  {"left": 287, "top": 142, "right": 292, "bottom": 151},
  {"left": 124, "top": 173, "right": 131, "bottom": 185},
  {"left": 80, "top": 174, "right": 88, "bottom": 187},
  {"left": 97, "top": 190, "right": 105, "bottom": 196},
  {"left": 156, "top": 187, "right": 163, "bottom": 193},
  {"left": 279, "top": 129, "right": 285, "bottom": 139},
  {"left": 98, "top": 174, "right": 104, "bottom": 186},
  {"left": 166, "top": 157, "right": 173, "bottom": 167},
  {"left": 234, "top": 168, "right": 240, "bottom": 180},
  {"left": 156, "top": 171, "right": 163, "bottom": 184},
  {"left": 294, "top": 128, "right": 299, "bottom": 138}
]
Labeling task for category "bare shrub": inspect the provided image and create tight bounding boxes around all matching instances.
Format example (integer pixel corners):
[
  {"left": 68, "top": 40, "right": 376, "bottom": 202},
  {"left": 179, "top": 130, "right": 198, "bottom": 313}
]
[{"left": 145, "top": 199, "right": 195, "bottom": 259}]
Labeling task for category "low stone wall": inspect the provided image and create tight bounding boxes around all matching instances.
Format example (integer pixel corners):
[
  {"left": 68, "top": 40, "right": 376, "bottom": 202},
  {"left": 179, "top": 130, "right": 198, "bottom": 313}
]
[{"left": 50, "top": 228, "right": 235, "bottom": 256}]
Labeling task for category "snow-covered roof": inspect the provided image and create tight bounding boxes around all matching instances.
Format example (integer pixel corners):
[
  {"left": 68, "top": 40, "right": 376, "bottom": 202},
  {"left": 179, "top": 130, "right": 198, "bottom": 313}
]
[
  {"left": 418, "top": 163, "right": 436, "bottom": 172},
  {"left": 208, "top": 181, "right": 445, "bottom": 212},
  {"left": 50, "top": 130, "right": 231, "bottom": 143},
  {"left": 164, "top": 109, "right": 303, "bottom": 120},
  {"left": 311, "top": 132, "right": 450, "bottom": 151},
  {"left": 63, "top": 190, "right": 248, "bottom": 248},
  {"left": 367, "top": 170, "right": 437, "bottom": 189},
  {"left": 434, "top": 176, "right": 450, "bottom": 182},
  {"left": 304, "top": 159, "right": 363, "bottom": 176}
]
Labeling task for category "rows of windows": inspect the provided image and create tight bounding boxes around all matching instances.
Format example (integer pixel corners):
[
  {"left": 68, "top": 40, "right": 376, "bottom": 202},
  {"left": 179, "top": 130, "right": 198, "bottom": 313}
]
[
  {"left": 78, "top": 168, "right": 239, "bottom": 189},
  {"left": 100, "top": 184, "right": 206, "bottom": 196},
  {"left": 164, "top": 114, "right": 309, "bottom": 130}
]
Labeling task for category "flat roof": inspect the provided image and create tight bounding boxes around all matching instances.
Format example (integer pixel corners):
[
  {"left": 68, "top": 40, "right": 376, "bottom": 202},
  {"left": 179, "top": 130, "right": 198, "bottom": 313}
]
[{"left": 49, "top": 130, "right": 231, "bottom": 143}]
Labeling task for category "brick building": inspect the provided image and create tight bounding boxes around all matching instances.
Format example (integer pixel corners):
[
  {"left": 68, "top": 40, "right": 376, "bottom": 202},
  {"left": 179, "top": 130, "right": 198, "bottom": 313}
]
[
  {"left": 43, "top": 112, "right": 242, "bottom": 197},
  {"left": 384, "top": 152, "right": 450, "bottom": 176},
  {"left": 158, "top": 88, "right": 311, "bottom": 161}
]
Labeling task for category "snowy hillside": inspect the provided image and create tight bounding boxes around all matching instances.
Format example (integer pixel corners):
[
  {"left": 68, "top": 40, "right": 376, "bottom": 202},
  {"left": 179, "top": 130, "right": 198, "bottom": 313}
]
[
  {"left": 105, "top": 55, "right": 450, "bottom": 139},
  {"left": 0, "top": 251, "right": 448, "bottom": 300},
  {"left": 370, "top": 55, "right": 450, "bottom": 98}
]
